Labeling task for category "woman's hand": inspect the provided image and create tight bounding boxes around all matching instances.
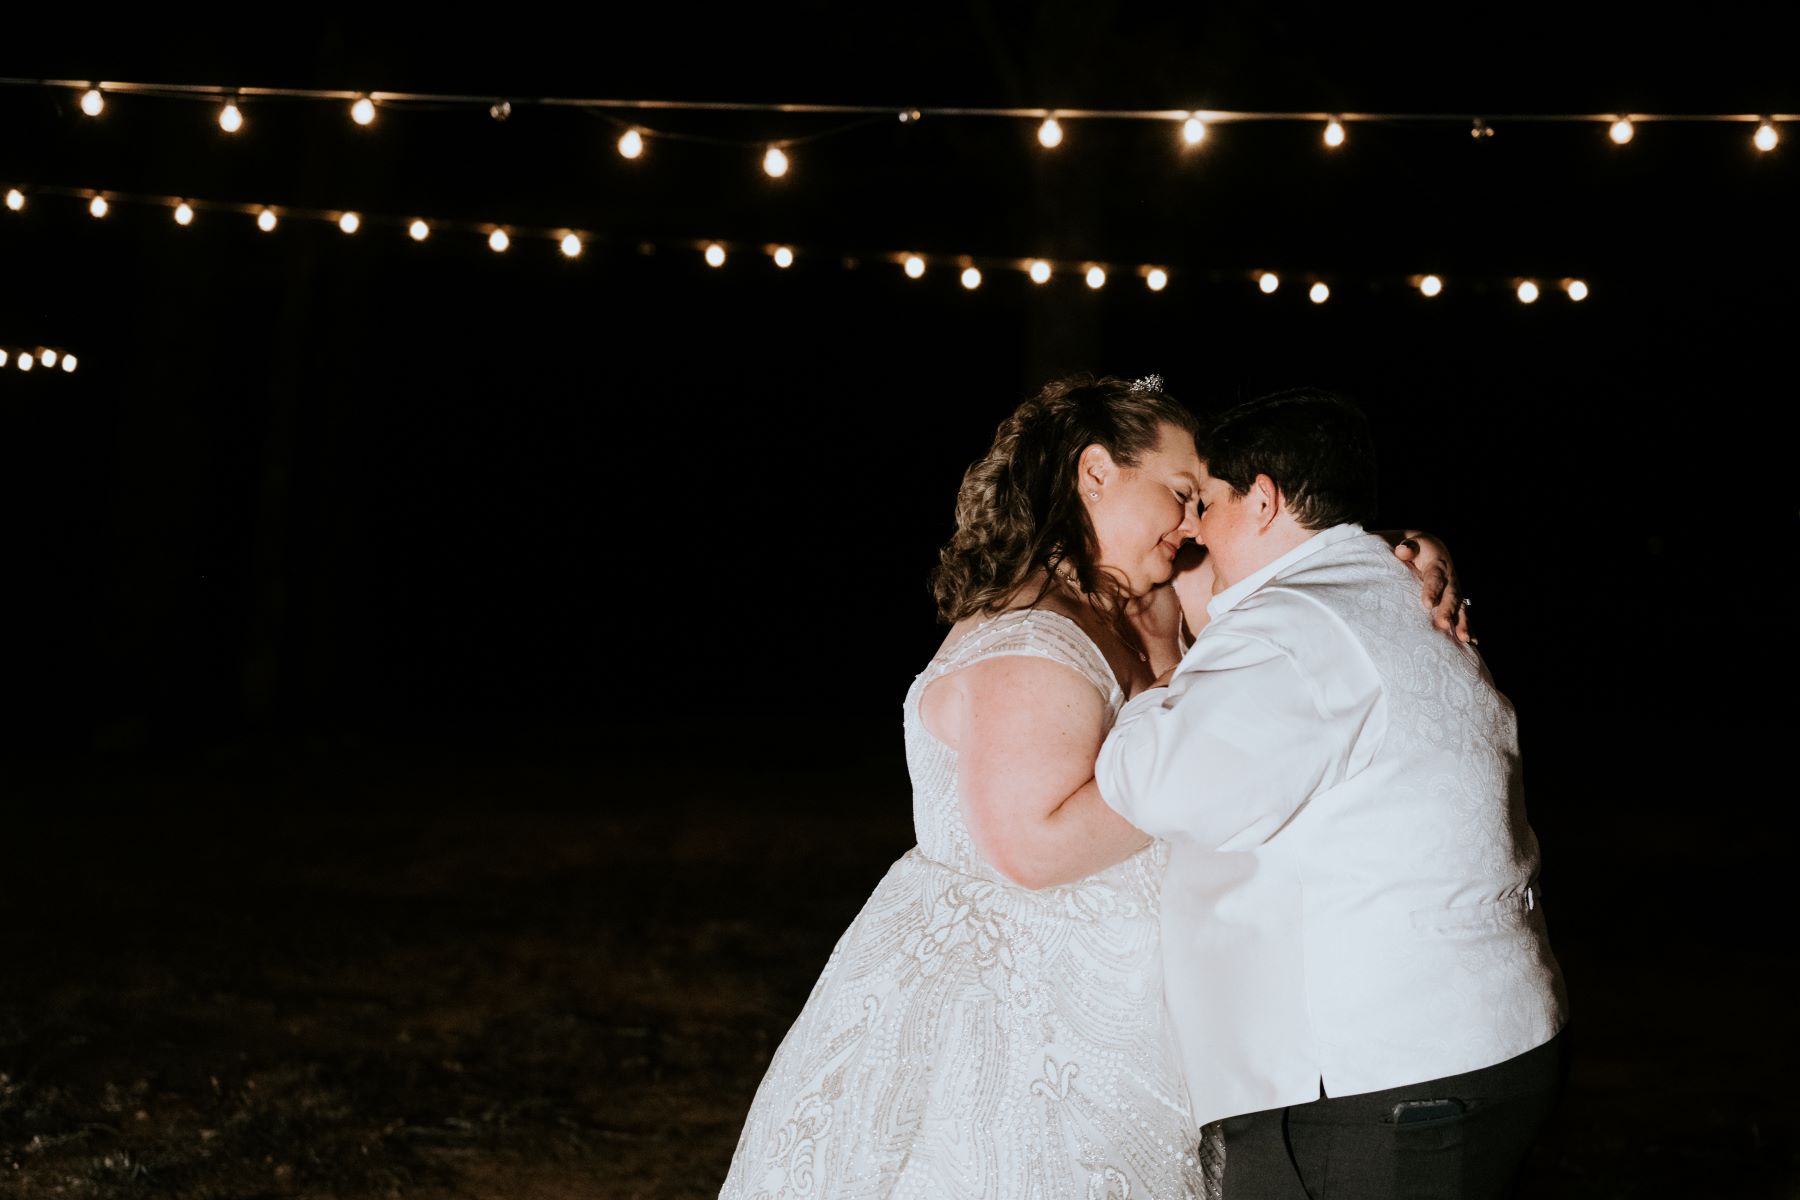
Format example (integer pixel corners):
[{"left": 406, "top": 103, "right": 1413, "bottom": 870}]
[
  {"left": 1383, "top": 530, "right": 1474, "bottom": 644},
  {"left": 1169, "top": 543, "right": 1216, "bottom": 645}
]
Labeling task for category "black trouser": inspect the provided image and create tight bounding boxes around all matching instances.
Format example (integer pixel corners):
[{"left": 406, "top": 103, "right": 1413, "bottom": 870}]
[{"left": 1217, "top": 1030, "right": 1571, "bottom": 1200}]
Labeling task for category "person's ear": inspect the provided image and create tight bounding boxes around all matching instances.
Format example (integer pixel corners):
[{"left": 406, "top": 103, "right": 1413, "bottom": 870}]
[
  {"left": 1077, "top": 443, "right": 1118, "bottom": 500},
  {"left": 1250, "top": 474, "right": 1283, "bottom": 530}
]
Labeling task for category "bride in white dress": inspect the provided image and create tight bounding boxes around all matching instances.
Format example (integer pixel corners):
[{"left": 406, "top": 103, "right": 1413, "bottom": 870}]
[{"left": 719, "top": 375, "right": 1460, "bottom": 1200}]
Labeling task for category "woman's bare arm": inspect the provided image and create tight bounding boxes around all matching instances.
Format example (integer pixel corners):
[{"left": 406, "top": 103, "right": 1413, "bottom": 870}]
[{"left": 935, "top": 656, "right": 1151, "bottom": 890}]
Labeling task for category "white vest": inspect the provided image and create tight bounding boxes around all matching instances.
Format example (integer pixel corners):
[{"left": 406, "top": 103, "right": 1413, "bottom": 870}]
[{"left": 1102, "top": 530, "right": 1567, "bottom": 1127}]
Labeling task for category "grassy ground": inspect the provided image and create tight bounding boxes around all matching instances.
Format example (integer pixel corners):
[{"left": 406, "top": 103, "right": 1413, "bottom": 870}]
[{"left": 2, "top": 744, "right": 1793, "bottom": 1198}]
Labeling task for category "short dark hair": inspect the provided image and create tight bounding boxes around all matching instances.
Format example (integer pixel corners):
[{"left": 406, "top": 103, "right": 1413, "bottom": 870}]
[{"left": 1198, "top": 388, "right": 1377, "bottom": 529}]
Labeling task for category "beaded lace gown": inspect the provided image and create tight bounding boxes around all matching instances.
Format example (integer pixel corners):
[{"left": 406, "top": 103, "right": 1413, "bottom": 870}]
[{"left": 720, "top": 609, "right": 1221, "bottom": 1199}]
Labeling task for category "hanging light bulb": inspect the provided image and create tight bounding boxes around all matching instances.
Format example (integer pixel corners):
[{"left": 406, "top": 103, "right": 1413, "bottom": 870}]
[
  {"left": 1037, "top": 116, "right": 1064, "bottom": 148},
  {"left": 762, "top": 146, "right": 790, "bottom": 178},
  {"left": 409, "top": 219, "right": 430, "bottom": 242},
  {"left": 1419, "top": 274, "right": 1443, "bottom": 297},
  {"left": 1609, "top": 117, "right": 1634, "bottom": 144},
  {"left": 350, "top": 95, "right": 376, "bottom": 126},
  {"left": 79, "top": 87, "right": 105, "bottom": 117},
  {"left": 560, "top": 232, "right": 583, "bottom": 258},
  {"left": 1324, "top": 118, "right": 1346, "bottom": 148},
  {"left": 704, "top": 242, "right": 726, "bottom": 267},
  {"left": 1257, "top": 271, "right": 1280, "bottom": 294},
  {"left": 40, "top": 349, "right": 57, "bottom": 368},
  {"left": 961, "top": 266, "right": 982, "bottom": 290},
  {"left": 618, "top": 128, "right": 645, "bottom": 159},
  {"left": 488, "top": 229, "right": 510, "bottom": 253},
  {"left": 257, "top": 207, "right": 278, "bottom": 232},
  {"left": 771, "top": 245, "right": 794, "bottom": 268},
  {"left": 18, "top": 353, "right": 33, "bottom": 372},
  {"left": 1564, "top": 278, "right": 1589, "bottom": 302},
  {"left": 88, "top": 195, "right": 109, "bottom": 219},
  {"left": 174, "top": 202, "right": 194, "bottom": 226},
  {"left": 219, "top": 102, "right": 244, "bottom": 133},
  {"left": 1028, "top": 259, "right": 1052, "bottom": 284},
  {"left": 1517, "top": 280, "right": 1540, "bottom": 303},
  {"left": 903, "top": 254, "right": 926, "bottom": 279},
  {"left": 1309, "top": 282, "right": 1330, "bottom": 303},
  {"left": 1182, "top": 115, "right": 1207, "bottom": 145},
  {"left": 1085, "top": 265, "right": 1106, "bottom": 289},
  {"left": 1754, "top": 119, "right": 1779, "bottom": 152},
  {"left": 62, "top": 354, "right": 78, "bottom": 373},
  {"left": 4, "top": 189, "right": 22, "bottom": 212},
  {"left": 0, "top": 350, "right": 8, "bottom": 367},
  {"left": 338, "top": 212, "right": 361, "bottom": 235},
  {"left": 1145, "top": 267, "right": 1169, "bottom": 291}
]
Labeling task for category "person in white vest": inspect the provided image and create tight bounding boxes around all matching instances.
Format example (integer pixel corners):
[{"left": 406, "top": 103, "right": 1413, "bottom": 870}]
[{"left": 1096, "top": 388, "right": 1569, "bottom": 1199}]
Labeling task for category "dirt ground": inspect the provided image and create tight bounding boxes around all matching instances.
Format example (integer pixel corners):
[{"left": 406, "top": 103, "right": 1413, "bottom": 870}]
[{"left": 3, "top": 743, "right": 1794, "bottom": 1198}]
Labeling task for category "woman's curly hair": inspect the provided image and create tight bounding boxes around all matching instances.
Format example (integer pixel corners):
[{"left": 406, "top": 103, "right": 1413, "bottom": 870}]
[{"left": 930, "top": 373, "right": 1199, "bottom": 630}]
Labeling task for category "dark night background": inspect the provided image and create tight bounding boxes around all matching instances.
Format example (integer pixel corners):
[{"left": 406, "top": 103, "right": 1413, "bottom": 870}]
[{"left": 2, "top": 6, "right": 1796, "bottom": 1197}]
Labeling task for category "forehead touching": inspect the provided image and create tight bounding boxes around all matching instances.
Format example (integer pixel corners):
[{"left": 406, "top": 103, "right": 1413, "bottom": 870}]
[{"left": 1146, "top": 421, "right": 1203, "bottom": 481}]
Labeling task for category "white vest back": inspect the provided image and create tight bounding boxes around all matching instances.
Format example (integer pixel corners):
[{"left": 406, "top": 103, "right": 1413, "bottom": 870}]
[{"left": 1161, "top": 532, "right": 1568, "bottom": 1126}]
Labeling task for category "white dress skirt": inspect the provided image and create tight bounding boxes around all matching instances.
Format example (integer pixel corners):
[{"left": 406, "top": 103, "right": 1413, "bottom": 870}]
[{"left": 720, "top": 609, "right": 1221, "bottom": 1200}]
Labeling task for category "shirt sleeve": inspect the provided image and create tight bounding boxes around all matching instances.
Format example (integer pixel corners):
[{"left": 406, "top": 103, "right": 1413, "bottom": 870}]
[{"left": 1095, "top": 631, "right": 1354, "bottom": 851}]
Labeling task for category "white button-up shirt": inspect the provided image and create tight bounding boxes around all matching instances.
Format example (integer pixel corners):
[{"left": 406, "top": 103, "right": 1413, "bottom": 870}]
[{"left": 1096, "top": 523, "right": 1566, "bottom": 1125}]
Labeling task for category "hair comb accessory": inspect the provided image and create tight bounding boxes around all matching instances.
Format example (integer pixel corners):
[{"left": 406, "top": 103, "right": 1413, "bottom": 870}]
[{"left": 1129, "top": 373, "right": 1164, "bottom": 393}]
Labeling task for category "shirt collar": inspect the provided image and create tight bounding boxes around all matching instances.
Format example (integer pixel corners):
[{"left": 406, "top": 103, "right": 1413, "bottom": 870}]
[{"left": 1206, "top": 523, "right": 1364, "bottom": 620}]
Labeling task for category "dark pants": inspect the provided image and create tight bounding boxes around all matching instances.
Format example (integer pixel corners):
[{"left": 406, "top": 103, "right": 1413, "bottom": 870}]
[{"left": 1217, "top": 1030, "right": 1571, "bottom": 1200}]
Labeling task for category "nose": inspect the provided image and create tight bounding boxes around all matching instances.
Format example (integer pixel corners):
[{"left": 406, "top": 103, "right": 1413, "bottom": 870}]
[{"left": 1180, "top": 505, "right": 1203, "bottom": 540}]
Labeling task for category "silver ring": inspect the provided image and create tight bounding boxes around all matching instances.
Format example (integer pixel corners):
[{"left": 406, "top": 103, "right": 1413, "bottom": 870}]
[{"left": 1460, "top": 597, "right": 1473, "bottom": 608}]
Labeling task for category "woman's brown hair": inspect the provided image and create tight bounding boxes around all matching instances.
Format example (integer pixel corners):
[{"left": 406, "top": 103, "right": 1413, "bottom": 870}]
[{"left": 930, "top": 373, "right": 1199, "bottom": 642}]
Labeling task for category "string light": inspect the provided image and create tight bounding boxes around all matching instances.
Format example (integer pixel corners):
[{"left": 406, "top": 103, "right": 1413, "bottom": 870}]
[
  {"left": 62, "top": 354, "right": 78, "bottom": 372},
  {"left": 0, "top": 350, "right": 7, "bottom": 366},
  {"left": 1037, "top": 116, "right": 1063, "bottom": 148},
  {"left": 40, "top": 349, "right": 57, "bottom": 367},
  {"left": 1182, "top": 116, "right": 1207, "bottom": 146},
  {"left": 1609, "top": 117, "right": 1634, "bottom": 145},
  {"left": 17, "top": 352, "right": 33, "bottom": 372},
  {"left": 5, "top": 181, "right": 1602, "bottom": 305},
  {"left": 79, "top": 87, "right": 104, "bottom": 117},
  {"left": 618, "top": 128, "right": 645, "bottom": 159},
  {"left": 1754, "top": 119, "right": 1779, "bottom": 151},
  {"left": 762, "top": 146, "right": 790, "bottom": 178},
  {"left": 1324, "top": 118, "right": 1346, "bottom": 148},
  {"left": 350, "top": 96, "right": 376, "bottom": 126},
  {"left": 219, "top": 102, "right": 243, "bottom": 133}
]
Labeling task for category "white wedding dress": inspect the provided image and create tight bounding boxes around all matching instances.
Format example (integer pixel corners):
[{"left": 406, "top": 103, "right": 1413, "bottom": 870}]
[{"left": 721, "top": 609, "right": 1221, "bottom": 1199}]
